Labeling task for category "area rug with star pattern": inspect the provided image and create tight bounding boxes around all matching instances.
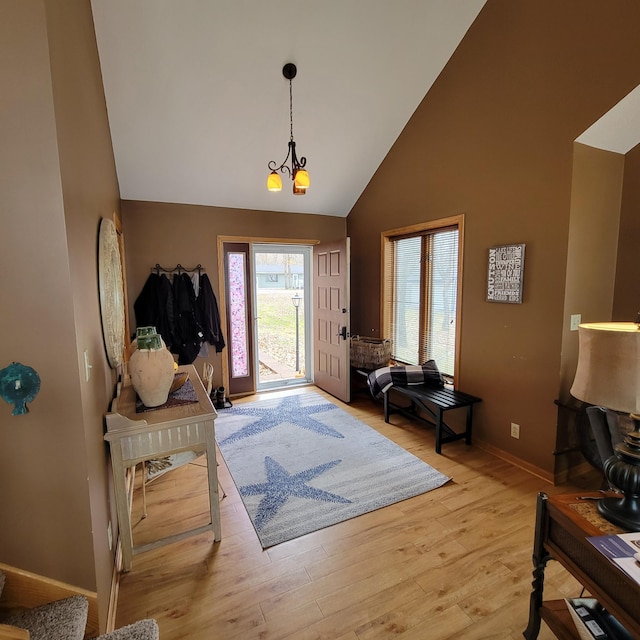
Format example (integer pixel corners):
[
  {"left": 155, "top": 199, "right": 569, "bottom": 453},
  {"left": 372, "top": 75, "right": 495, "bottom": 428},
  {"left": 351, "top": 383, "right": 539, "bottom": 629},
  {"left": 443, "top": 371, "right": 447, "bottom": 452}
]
[{"left": 215, "top": 391, "right": 450, "bottom": 548}]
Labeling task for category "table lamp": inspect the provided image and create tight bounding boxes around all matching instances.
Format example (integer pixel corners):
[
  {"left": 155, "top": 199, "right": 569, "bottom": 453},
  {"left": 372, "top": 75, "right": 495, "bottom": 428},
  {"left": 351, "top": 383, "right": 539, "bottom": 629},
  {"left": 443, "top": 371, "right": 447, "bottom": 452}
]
[{"left": 570, "top": 322, "right": 640, "bottom": 530}]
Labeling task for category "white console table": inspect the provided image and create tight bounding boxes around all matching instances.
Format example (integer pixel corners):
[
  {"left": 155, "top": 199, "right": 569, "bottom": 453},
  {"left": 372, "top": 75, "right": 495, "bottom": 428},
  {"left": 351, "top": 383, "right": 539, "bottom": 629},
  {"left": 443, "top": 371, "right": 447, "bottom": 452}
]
[{"left": 105, "top": 364, "right": 221, "bottom": 571}]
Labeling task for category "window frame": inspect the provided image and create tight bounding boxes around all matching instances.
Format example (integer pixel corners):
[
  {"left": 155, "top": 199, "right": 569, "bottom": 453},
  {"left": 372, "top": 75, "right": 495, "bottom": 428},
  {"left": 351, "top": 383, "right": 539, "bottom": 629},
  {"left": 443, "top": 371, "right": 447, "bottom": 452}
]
[{"left": 381, "top": 214, "right": 464, "bottom": 382}]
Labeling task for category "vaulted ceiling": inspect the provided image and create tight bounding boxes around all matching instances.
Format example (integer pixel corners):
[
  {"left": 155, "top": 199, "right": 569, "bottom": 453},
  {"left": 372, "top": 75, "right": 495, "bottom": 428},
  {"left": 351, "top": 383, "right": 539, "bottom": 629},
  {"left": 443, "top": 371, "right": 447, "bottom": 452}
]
[
  {"left": 90, "top": 1, "right": 488, "bottom": 217},
  {"left": 91, "top": 2, "right": 640, "bottom": 219}
]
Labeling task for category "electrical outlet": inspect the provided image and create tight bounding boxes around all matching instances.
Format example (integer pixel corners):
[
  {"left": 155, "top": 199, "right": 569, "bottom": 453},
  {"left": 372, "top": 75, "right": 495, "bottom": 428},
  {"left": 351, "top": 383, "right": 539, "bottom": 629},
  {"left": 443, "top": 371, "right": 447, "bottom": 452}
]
[
  {"left": 511, "top": 422, "right": 520, "bottom": 439},
  {"left": 570, "top": 314, "right": 581, "bottom": 331},
  {"left": 107, "top": 521, "right": 113, "bottom": 551}
]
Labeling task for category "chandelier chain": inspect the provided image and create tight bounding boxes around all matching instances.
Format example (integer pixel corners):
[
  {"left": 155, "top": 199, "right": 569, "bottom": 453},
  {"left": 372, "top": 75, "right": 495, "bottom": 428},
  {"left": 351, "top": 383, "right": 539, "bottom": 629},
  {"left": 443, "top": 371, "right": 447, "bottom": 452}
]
[{"left": 289, "top": 78, "right": 294, "bottom": 141}]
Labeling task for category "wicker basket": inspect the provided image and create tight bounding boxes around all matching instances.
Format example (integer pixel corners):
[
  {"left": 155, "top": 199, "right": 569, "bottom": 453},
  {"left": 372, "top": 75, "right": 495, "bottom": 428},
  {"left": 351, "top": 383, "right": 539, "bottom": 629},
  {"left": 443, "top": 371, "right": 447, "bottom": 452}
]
[{"left": 350, "top": 337, "right": 392, "bottom": 370}]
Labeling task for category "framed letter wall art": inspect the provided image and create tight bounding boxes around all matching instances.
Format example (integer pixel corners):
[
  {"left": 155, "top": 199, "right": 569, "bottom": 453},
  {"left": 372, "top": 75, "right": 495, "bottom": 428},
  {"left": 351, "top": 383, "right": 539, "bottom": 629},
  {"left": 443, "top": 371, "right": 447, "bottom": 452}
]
[{"left": 487, "top": 243, "right": 525, "bottom": 304}]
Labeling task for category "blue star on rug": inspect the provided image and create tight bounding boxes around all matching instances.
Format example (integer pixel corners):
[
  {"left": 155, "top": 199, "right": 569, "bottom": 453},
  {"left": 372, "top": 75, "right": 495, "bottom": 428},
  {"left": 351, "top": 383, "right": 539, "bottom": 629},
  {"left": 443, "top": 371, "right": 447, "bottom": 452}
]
[
  {"left": 218, "top": 394, "right": 345, "bottom": 445},
  {"left": 241, "top": 456, "right": 351, "bottom": 529}
]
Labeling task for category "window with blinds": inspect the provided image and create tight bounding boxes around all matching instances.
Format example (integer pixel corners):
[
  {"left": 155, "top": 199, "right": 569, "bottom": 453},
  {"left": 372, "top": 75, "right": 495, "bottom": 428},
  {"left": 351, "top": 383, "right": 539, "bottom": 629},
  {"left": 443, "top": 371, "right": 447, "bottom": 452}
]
[{"left": 382, "top": 218, "right": 462, "bottom": 378}]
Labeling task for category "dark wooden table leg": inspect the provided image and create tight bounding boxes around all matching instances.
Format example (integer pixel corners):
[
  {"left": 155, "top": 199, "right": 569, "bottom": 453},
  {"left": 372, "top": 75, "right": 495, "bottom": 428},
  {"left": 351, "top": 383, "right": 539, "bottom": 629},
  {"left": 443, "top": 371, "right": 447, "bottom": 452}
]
[
  {"left": 465, "top": 404, "right": 473, "bottom": 445},
  {"left": 524, "top": 492, "right": 550, "bottom": 639},
  {"left": 435, "top": 406, "right": 443, "bottom": 454}
]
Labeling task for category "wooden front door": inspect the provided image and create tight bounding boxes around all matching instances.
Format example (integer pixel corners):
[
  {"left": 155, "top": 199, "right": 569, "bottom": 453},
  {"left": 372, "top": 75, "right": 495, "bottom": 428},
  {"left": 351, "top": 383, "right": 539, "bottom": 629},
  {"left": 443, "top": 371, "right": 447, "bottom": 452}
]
[{"left": 313, "top": 238, "right": 350, "bottom": 402}]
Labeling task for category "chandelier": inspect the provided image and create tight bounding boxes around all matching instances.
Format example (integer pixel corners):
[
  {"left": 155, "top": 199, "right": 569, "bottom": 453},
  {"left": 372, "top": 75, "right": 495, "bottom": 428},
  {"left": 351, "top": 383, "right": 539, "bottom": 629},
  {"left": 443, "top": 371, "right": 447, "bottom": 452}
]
[{"left": 266, "top": 63, "right": 310, "bottom": 195}]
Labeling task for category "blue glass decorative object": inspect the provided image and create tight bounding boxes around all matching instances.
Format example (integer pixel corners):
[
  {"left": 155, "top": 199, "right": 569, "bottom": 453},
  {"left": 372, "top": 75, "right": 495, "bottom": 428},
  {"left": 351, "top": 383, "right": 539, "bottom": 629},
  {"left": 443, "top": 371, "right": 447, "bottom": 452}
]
[{"left": 0, "top": 362, "right": 41, "bottom": 415}]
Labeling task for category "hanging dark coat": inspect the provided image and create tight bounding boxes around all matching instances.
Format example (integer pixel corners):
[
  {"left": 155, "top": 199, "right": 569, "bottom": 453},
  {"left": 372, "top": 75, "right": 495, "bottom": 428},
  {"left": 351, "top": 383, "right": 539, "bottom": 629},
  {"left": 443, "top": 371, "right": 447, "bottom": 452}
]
[
  {"left": 196, "top": 273, "right": 225, "bottom": 353},
  {"left": 133, "top": 273, "right": 175, "bottom": 348},
  {"left": 172, "top": 273, "right": 204, "bottom": 364}
]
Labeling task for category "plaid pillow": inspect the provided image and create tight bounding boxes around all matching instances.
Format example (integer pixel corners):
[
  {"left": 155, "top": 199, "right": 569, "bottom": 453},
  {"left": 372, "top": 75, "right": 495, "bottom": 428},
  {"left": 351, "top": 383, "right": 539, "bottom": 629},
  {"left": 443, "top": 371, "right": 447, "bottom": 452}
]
[{"left": 367, "top": 360, "right": 444, "bottom": 398}]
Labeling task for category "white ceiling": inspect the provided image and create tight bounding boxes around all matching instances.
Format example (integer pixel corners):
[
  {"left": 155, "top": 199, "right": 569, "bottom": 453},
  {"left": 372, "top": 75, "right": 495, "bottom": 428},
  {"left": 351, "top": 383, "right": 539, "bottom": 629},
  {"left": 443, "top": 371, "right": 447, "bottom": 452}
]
[
  {"left": 91, "top": 0, "right": 487, "bottom": 218},
  {"left": 576, "top": 84, "right": 640, "bottom": 154}
]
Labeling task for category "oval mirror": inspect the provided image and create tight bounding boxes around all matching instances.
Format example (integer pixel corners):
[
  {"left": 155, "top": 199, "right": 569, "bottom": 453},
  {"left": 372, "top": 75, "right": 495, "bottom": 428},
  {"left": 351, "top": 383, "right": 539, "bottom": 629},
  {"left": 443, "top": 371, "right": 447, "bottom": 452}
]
[{"left": 98, "top": 218, "right": 126, "bottom": 369}]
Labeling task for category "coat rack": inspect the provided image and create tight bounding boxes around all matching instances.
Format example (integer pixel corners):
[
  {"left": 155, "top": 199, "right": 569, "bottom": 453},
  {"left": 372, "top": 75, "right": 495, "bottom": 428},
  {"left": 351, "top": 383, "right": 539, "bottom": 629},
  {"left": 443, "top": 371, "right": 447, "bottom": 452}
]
[{"left": 152, "top": 263, "right": 205, "bottom": 276}]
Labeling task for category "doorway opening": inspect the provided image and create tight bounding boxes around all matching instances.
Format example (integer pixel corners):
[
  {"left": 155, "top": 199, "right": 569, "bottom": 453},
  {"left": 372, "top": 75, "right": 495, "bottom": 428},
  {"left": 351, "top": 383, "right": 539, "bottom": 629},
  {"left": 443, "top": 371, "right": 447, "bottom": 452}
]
[{"left": 253, "top": 244, "right": 311, "bottom": 390}]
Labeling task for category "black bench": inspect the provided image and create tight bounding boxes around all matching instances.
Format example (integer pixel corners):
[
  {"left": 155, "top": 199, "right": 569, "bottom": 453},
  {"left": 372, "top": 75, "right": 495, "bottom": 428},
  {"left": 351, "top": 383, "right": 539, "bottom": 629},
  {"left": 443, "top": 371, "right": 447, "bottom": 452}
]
[{"left": 383, "top": 385, "right": 482, "bottom": 454}]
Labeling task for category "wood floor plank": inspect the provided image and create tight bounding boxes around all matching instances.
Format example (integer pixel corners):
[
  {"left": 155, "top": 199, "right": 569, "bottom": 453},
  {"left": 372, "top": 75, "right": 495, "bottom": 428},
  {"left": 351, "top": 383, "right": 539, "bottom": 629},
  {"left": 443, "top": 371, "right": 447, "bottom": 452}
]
[
  {"left": 245, "top": 601, "right": 326, "bottom": 640},
  {"left": 271, "top": 578, "right": 426, "bottom": 640},
  {"left": 389, "top": 604, "right": 474, "bottom": 640},
  {"left": 115, "top": 389, "right": 603, "bottom": 639}
]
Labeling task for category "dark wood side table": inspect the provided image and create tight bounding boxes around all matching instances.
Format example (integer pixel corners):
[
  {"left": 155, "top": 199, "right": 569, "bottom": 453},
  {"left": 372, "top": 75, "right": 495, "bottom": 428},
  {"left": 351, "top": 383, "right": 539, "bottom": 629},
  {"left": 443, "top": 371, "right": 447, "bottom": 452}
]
[{"left": 524, "top": 492, "right": 640, "bottom": 639}]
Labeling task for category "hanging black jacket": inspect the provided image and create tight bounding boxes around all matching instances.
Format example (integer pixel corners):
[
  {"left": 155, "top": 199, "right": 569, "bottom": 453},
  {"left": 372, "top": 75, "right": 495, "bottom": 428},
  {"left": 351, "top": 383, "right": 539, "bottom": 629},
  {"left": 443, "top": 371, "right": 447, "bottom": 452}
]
[
  {"left": 172, "top": 273, "right": 204, "bottom": 364},
  {"left": 133, "top": 273, "right": 175, "bottom": 348},
  {"left": 196, "top": 273, "right": 225, "bottom": 353}
]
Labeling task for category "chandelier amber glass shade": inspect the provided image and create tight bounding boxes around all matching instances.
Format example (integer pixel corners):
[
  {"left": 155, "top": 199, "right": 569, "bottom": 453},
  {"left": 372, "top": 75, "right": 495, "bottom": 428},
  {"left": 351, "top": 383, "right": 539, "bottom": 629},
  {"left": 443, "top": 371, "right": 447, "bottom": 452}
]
[
  {"left": 267, "top": 171, "right": 283, "bottom": 192},
  {"left": 294, "top": 169, "right": 310, "bottom": 190}
]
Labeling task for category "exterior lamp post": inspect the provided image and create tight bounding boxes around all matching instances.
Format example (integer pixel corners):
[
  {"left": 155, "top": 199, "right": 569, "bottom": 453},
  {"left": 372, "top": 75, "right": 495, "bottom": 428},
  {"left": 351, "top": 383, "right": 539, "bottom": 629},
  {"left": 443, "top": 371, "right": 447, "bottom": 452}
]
[{"left": 292, "top": 293, "right": 301, "bottom": 373}]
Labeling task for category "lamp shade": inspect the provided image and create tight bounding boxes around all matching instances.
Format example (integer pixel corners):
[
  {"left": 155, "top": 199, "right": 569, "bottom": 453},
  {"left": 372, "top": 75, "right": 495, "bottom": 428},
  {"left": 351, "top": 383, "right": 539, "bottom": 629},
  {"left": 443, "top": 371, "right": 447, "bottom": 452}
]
[
  {"left": 570, "top": 322, "right": 640, "bottom": 414},
  {"left": 267, "top": 171, "right": 282, "bottom": 192},
  {"left": 294, "top": 169, "right": 310, "bottom": 190}
]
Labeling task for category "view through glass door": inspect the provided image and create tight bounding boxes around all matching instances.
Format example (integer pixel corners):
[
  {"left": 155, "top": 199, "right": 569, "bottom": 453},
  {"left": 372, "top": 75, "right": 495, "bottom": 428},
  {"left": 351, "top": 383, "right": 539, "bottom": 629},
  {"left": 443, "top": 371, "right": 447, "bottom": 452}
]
[{"left": 253, "top": 244, "right": 311, "bottom": 390}]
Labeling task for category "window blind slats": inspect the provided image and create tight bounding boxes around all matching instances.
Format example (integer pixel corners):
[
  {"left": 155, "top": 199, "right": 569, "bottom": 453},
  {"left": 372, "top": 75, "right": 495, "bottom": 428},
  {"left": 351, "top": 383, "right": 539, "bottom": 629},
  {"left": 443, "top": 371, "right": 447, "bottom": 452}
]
[
  {"left": 391, "top": 236, "right": 421, "bottom": 365},
  {"left": 386, "top": 227, "right": 459, "bottom": 377},
  {"left": 426, "top": 229, "right": 458, "bottom": 375}
]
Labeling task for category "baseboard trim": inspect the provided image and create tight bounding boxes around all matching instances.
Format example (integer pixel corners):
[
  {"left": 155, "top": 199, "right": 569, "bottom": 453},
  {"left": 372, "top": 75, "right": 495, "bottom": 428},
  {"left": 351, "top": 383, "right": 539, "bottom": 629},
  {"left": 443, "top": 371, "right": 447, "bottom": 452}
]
[
  {"left": 473, "top": 440, "right": 555, "bottom": 484},
  {"left": 0, "top": 562, "right": 99, "bottom": 637}
]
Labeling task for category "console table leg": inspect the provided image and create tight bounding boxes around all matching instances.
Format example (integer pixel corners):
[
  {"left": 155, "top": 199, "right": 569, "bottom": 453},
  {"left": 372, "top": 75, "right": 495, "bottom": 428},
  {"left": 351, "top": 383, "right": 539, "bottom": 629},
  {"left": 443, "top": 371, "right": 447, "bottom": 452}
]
[
  {"left": 524, "top": 492, "right": 550, "bottom": 640},
  {"left": 110, "top": 447, "right": 134, "bottom": 573}
]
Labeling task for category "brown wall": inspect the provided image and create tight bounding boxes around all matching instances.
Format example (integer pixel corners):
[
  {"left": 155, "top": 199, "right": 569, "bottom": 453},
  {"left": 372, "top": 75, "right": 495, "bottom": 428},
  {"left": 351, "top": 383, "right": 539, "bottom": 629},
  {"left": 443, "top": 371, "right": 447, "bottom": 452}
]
[
  {"left": 0, "top": 0, "right": 120, "bottom": 629},
  {"left": 121, "top": 200, "right": 346, "bottom": 387},
  {"left": 347, "top": 0, "right": 640, "bottom": 478},
  {"left": 46, "top": 0, "right": 123, "bottom": 623},
  {"left": 614, "top": 143, "right": 640, "bottom": 321},
  {"left": 560, "top": 144, "right": 624, "bottom": 403},
  {"left": 556, "top": 144, "right": 626, "bottom": 464}
]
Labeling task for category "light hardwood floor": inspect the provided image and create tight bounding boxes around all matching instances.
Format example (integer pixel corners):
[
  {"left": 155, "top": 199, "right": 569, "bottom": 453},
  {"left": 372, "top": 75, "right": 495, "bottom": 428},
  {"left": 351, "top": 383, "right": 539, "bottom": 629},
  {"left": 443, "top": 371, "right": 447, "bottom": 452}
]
[{"left": 115, "top": 385, "right": 600, "bottom": 640}]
